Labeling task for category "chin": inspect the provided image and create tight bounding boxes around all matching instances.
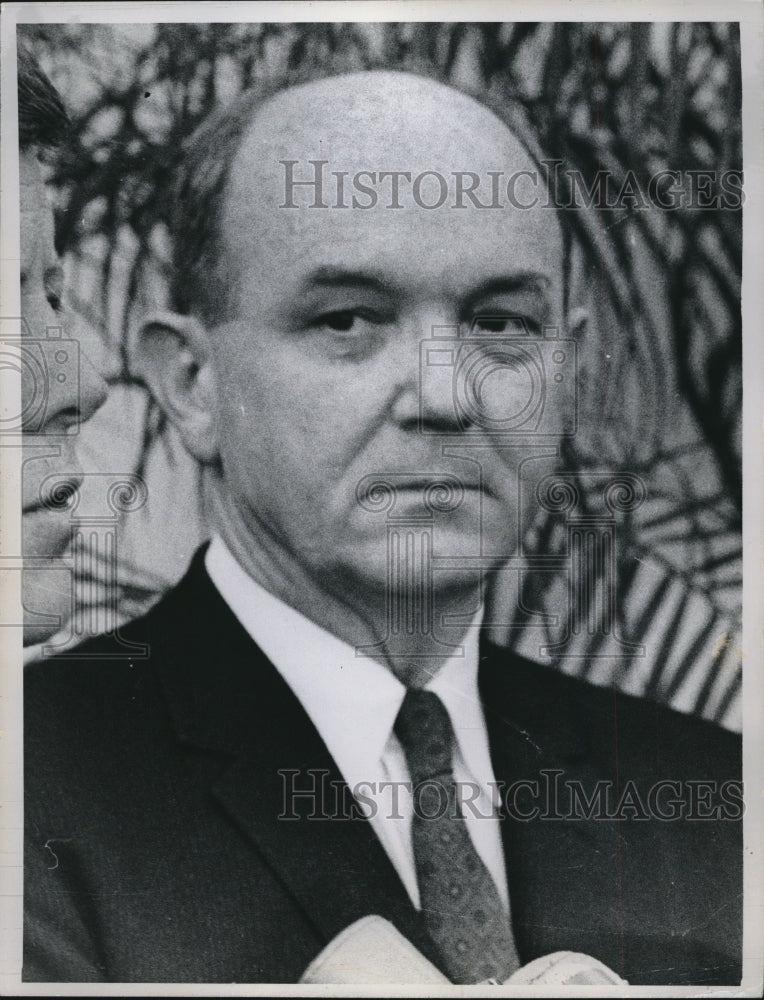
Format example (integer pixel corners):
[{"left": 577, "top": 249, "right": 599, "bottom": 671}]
[
  {"left": 23, "top": 619, "right": 61, "bottom": 648},
  {"left": 22, "top": 567, "right": 72, "bottom": 647},
  {"left": 22, "top": 508, "right": 73, "bottom": 560},
  {"left": 333, "top": 524, "right": 502, "bottom": 599}
]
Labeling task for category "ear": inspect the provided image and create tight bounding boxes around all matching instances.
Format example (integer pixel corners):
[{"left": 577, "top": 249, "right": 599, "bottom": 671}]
[{"left": 134, "top": 312, "right": 220, "bottom": 463}]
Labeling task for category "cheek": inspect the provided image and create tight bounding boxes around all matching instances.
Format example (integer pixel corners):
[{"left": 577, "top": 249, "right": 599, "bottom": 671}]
[
  {"left": 19, "top": 298, "right": 43, "bottom": 408},
  {"left": 214, "top": 384, "right": 330, "bottom": 525},
  {"left": 211, "top": 329, "right": 402, "bottom": 531},
  {"left": 216, "top": 336, "right": 384, "bottom": 463},
  {"left": 22, "top": 515, "right": 71, "bottom": 559}
]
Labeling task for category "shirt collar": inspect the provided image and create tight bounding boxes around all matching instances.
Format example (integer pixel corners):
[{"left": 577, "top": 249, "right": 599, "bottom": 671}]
[
  {"left": 205, "top": 535, "right": 484, "bottom": 791},
  {"left": 427, "top": 641, "right": 495, "bottom": 796}
]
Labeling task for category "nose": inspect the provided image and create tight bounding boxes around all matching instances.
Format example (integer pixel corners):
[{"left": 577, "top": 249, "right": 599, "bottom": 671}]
[
  {"left": 35, "top": 334, "right": 108, "bottom": 434},
  {"left": 77, "top": 348, "right": 109, "bottom": 423},
  {"left": 390, "top": 314, "right": 468, "bottom": 435}
]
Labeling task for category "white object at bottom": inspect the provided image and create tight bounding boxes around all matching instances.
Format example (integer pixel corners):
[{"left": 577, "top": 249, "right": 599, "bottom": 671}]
[{"left": 299, "top": 915, "right": 628, "bottom": 986}]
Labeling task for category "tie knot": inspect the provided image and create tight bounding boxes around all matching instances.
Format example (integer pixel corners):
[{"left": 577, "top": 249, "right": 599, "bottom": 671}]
[{"left": 394, "top": 689, "right": 454, "bottom": 785}]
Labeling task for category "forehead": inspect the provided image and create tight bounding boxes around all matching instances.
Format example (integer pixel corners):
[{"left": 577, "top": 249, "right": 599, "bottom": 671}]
[
  {"left": 221, "top": 73, "right": 563, "bottom": 304},
  {"left": 20, "top": 150, "right": 56, "bottom": 260}
]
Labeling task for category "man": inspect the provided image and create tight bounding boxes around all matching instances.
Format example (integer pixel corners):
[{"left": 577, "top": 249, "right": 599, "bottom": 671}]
[
  {"left": 16, "top": 46, "right": 108, "bottom": 647},
  {"left": 24, "top": 67, "right": 742, "bottom": 985}
]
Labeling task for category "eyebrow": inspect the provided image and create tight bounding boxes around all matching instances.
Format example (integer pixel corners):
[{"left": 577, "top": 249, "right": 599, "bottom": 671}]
[
  {"left": 300, "top": 267, "right": 552, "bottom": 303},
  {"left": 300, "top": 266, "right": 393, "bottom": 294},
  {"left": 463, "top": 274, "right": 552, "bottom": 308}
]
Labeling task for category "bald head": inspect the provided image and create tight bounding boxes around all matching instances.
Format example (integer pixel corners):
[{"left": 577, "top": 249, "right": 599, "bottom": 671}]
[
  {"left": 211, "top": 71, "right": 562, "bottom": 326},
  {"left": 242, "top": 70, "right": 534, "bottom": 172},
  {"left": 170, "top": 68, "right": 565, "bottom": 325}
]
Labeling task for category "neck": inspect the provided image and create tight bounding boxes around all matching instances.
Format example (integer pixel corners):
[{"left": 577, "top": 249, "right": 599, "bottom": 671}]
[{"left": 204, "top": 478, "right": 484, "bottom": 687}]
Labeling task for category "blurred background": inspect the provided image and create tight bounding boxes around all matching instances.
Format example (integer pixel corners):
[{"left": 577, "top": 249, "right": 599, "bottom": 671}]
[{"left": 19, "top": 21, "right": 742, "bottom": 728}]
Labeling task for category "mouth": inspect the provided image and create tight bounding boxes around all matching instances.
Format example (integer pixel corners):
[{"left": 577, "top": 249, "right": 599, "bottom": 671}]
[
  {"left": 23, "top": 475, "right": 83, "bottom": 515},
  {"left": 356, "top": 473, "right": 494, "bottom": 512}
]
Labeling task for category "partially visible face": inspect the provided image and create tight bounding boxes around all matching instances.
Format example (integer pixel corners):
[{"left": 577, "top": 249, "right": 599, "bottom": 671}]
[
  {"left": 20, "top": 149, "right": 107, "bottom": 645},
  {"left": 209, "top": 72, "right": 568, "bottom": 601}
]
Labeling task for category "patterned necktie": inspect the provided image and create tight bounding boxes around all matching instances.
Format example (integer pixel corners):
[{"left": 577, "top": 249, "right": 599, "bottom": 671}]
[{"left": 394, "top": 688, "right": 520, "bottom": 984}]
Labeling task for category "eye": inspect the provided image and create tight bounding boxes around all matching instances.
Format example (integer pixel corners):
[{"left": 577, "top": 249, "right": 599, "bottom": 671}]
[
  {"left": 306, "top": 306, "right": 390, "bottom": 361},
  {"left": 318, "top": 310, "right": 358, "bottom": 332},
  {"left": 312, "top": 307, "right": 390, "bottom": 336},
  {"left": 44, "top": 268, "right": 64, "bottom": 315},
  {"left": 471, "top": 315, "right": 537, "bottom": 335}
]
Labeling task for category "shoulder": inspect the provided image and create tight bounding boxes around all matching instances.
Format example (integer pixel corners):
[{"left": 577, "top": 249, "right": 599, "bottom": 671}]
[
  {"left": 479, "top": 643, "right": 740, "bottom": 779},
  {"left": 26, "top": 596, "right": 169, "bottom": 705},
  {"left": 25, "top": 548, "right": 208, "bottom": 709},
  {"left": 23, "top": 588, "right": 186, "bottom": 780}
]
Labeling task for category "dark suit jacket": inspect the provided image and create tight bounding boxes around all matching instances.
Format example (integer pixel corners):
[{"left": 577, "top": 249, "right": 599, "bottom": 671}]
[{"left": 24, "top": 549, "right": 742, "bottom": 984}]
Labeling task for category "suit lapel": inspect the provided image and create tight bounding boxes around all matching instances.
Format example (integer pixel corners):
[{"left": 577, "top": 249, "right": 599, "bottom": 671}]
[
  {"left": 478, "top": 642, "right": 616, "bottom": 963},
  {"left": 212, "top": 742, "right": 429, "bottom": 950},
  {"left": 153, "top": 551, "right": 432, "bottom": 958}
]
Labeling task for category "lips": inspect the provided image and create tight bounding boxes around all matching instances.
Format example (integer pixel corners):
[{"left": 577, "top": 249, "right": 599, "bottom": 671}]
[
  {"left": 355, "top": 472, "right": 494, "bottom": 518},
  {"left": 23, "top": 474, "right": 83, "bottom": 514},
  {"left": 363, "top": 475, "right": 492, "bottom": 496}
]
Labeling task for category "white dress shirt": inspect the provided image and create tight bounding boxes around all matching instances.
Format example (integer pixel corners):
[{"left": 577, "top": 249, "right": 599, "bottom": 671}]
[{"left": 205, "top": 535, "right": 509, "bottom": 911}]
